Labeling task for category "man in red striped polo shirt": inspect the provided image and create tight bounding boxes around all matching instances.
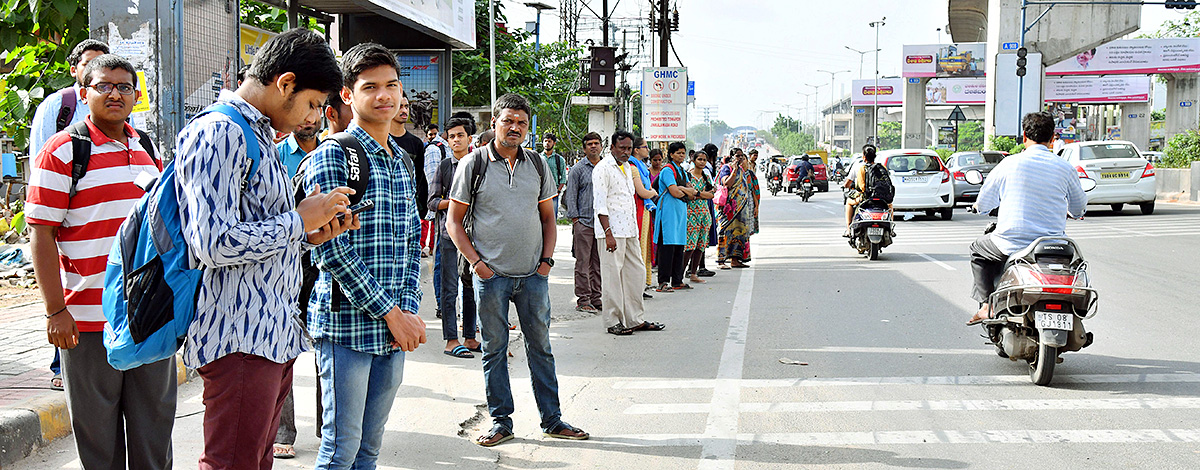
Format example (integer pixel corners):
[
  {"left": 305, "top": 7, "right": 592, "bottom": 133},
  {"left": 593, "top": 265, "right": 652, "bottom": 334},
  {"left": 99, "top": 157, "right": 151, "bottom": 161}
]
[{"left": 27, "top": 54, "right": 174, "bottom": 469}]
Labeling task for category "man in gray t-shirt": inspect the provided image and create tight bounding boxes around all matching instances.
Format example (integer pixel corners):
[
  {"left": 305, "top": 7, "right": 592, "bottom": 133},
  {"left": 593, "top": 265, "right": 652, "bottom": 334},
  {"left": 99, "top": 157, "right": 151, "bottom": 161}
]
[{"left": 446, "top": 93, "right": 589, "bottom": 447}]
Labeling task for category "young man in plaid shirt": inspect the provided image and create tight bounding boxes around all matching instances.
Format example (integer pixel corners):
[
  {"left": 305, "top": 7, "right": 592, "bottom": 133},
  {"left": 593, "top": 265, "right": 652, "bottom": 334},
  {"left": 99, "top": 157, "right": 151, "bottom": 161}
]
[{"left": 303, "top": 42, "right": 427, "bottom": 468}]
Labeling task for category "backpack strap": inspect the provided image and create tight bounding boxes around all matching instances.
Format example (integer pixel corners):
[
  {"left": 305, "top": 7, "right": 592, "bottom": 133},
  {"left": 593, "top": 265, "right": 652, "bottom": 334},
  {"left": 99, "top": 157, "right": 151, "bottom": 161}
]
[
  {"left": 133, "top": 129, "right": 157, "bottom": 164},
  {"left": 523, "top": 148, "right": 547, "bottom": 190},
  {"left": 56, "top": 88, "right": 77, "bottom": 133},
  {"left": 327, "top": 132, "right": 370, "bottom": 206},
  {"left": 192, "top": 104, "right": 262, "bottom": 191},
  {"left": 66, "top": 120, "right": 91, "bottom": 197}
]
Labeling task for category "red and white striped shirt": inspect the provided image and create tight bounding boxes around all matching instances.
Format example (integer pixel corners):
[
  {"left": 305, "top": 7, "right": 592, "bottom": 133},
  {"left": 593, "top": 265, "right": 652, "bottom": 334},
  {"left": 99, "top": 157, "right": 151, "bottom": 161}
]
[{"left": 25, "top": 117, "right": 161, "bottom": 332}]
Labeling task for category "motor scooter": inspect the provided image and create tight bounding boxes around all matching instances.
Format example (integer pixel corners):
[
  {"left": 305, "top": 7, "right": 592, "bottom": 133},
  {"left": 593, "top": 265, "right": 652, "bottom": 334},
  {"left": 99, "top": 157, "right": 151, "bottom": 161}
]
[
  {"left": 965, "top": 170, "right": 1099, "bottom": 385},
  {"left": 768, "top": 174, "right": 782, "bottom": 196},
  {"left": 800, "top": 177, "right": 814, "bottom": 202},
  {"left": 847, "top": 198, "right": 893, "bottom": 260}
]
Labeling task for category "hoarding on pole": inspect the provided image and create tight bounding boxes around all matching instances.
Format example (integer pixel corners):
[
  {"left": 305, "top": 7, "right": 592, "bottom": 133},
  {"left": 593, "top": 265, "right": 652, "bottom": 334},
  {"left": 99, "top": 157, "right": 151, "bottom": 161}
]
[
  {"left": 1044, "top": 76, "right": 1152, "bottom": 103},
  {"left": 641, "top": 67, "right": 688, "bottom": 141},
  {"left": 852, "top": 77, "right": 985, "bottom": 106},
  {"left": 1046, "top": 38, "right": 1200, "bottom": 76},
  {"left": 902, "top": 43, "right": 987, "bottom": 78},
  {"left": 851, "top": 78, "right": 903, "bottom": 106}
]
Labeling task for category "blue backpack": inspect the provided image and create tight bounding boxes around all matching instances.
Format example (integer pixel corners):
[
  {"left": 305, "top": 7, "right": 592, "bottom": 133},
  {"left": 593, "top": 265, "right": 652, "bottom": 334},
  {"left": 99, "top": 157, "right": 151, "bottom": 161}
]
[{"left": 102, "top": 103, "right": 262, "bottom": 370}]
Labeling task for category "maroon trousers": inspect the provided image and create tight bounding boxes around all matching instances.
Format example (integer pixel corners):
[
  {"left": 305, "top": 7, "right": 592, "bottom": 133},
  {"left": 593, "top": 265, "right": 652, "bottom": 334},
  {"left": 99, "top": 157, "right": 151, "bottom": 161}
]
[{"left": 197, "top": 353, "right": 295, "bottom": 470}]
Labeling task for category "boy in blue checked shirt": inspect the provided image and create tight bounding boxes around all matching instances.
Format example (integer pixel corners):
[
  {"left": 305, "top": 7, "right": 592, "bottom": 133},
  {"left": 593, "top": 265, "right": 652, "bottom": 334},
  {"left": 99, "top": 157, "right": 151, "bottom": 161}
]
[{"left": 303, "top": 42, "right": 427, "bottom": 468}]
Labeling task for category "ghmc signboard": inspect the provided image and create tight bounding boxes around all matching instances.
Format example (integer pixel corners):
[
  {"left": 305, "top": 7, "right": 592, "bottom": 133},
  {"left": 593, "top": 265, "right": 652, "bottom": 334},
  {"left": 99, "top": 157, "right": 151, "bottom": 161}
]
[{"left": 642, "top": 67, "right": 688, "bottom": 141}]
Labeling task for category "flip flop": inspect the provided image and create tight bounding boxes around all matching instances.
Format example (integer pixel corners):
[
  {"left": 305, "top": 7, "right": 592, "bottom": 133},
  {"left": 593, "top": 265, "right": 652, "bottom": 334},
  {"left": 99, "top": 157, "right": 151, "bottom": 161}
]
[
  {"left": 273, "top": 444, "right": 295, "bottom": 459},
  {"left": 50, "top": 374, "right": 63, "bottom": 391},
  {"left": 635, "top": 321, "right": 666, "bottom": 331},
  {"left": 672, "top": 284, "right": 693, "bottom": 290},
  {"left": 444, "top": 345, "right": 474, "bottom": 358},
  {"left": 464, "top": 342, "right": 483, "bottom": 353}
]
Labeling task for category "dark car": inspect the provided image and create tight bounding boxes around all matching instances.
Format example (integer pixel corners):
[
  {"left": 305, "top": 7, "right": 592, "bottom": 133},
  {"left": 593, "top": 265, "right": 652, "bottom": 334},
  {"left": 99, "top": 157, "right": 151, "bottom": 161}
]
[
  {"left": 784, "top": 156, "right": 829, "bottom": 193},
  {"left": 946, "top": 150, "right": 1007, "bottom": 205}
]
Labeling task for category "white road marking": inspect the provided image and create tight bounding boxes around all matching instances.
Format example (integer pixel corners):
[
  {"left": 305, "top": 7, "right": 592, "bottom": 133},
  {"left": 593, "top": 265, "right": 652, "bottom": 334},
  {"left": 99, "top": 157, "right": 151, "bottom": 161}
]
[
  {"left": 598, "top": 429, "right": 1200, "bottom": 447},
  {"left": 613, "top": 373, "right": 1200, "bottom": 390},
  {"left": 915, "top": 252, "right": 957, "bottom": 270},
  {"left": 776, "top": 346, "right": 991, "bottom": 355},
  {"left": 697, "top": 268, "right": 754, "bottom": 470},
  {"left": 625, "top": 397, "right": 1200, "bottom": 415}
]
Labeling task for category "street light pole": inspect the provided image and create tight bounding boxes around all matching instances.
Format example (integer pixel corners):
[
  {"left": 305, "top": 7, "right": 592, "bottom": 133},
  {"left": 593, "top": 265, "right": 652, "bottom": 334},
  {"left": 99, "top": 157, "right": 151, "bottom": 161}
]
[
  {"left": 817, "top": 69, "right": 850, "bottom": 147},
  {"left": 489, "top": 0, "right": 496, "bottom": 106},
  {"left": 525, "top": 2, "right": 555, "bottom": 146},
  {"left": 869, "top": 17, "right": 886, "bottom": 144},
  {"left": 844, "top": 46, "right": 880, "bottom": 80},
  {"left": 804, "top": 84, "right": 825, "bottom": 141}
]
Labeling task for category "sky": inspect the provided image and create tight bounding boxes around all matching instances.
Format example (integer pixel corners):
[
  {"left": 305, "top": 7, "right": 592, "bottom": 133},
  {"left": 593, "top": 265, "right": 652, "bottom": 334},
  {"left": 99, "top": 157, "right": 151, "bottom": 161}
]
[{"left": 499, "top": 0, "right": 1192, "bottom": 129}]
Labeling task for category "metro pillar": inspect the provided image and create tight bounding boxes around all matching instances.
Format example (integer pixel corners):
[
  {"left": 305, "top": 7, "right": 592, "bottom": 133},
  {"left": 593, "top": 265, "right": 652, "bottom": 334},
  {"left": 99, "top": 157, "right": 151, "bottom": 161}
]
[
  {"left": 902, "top": 77, "right": 930, "bottom": 149},
  {"left": 1165, "top": 73, "right": 1200, "bottom": 143},
  {"left": 852, "top": 107, "right": 872, "bottom": 151},
  {"left": 1121, "top": 101, "right": 1151, "bottom": 152}
]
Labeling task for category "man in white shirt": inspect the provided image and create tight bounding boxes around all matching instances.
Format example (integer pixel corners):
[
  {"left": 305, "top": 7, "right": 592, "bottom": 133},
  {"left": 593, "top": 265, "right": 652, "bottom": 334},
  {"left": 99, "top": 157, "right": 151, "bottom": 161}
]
[
  {"left": 967, "top": 112, "right": 1087, "bottom": 325},
  {"left": 593, "top": 131, "right": 663, "bottom": 335}
]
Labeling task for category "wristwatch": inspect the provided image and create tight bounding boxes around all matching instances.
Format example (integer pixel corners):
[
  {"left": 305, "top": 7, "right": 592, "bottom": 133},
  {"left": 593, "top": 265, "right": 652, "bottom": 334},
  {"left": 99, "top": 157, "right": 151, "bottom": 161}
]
[{"left": 539, "top": 257, "right": 555, "bottom": 268}]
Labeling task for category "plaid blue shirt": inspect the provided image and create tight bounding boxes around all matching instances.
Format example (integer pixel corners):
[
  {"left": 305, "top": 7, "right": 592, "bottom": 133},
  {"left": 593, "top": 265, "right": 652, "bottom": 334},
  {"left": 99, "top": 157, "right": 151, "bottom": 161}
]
[{"left": 304, "top": 124, "right": 422, "bottom": 355}]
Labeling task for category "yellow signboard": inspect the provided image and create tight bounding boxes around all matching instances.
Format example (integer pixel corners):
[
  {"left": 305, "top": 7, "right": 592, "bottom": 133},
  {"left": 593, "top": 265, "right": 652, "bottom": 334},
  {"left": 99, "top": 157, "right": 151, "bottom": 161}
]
[
  {"left": 132, "top": 71, "right": 150, "bottom": 113},
  {"left": 240, "top": 25, "right": 277, "bottom": 66}
]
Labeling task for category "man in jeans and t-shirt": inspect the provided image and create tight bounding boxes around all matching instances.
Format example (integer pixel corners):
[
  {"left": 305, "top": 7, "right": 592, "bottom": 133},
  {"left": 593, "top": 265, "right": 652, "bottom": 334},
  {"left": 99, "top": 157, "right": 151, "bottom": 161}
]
[
  {"left": 541, "top": 133, "right": 568, "bottom": 216},
  {"left": 446, "top": 93, "right": 589, "bottom": 447},
  {"left": 429, "top": 116, "right": 480, "bottom": 358},
  {"left": 28, "top": 54, "right": 171, "bottom": 469},
  {"left": 563, "top": 132, "right": 604, "bottom": 313}
]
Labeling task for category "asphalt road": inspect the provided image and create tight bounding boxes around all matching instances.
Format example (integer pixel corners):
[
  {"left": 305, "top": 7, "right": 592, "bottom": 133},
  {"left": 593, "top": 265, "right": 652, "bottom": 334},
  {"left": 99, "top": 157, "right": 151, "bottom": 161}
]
[{"left": 13, "top": 184, "right": 1200, "bottom": 469}]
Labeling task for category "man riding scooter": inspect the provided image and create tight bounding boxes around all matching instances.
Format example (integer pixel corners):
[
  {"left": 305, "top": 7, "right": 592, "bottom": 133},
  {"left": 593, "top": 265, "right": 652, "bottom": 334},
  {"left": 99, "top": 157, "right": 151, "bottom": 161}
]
[
  {"left": 794, "top": 155, "right": 815, "bottom": 196},
  {"left": 842, "top": 145, "right": 891, "bottom": 237},
  {"left": 966, "top": 112, "right": 1088, "bottom": 325}
]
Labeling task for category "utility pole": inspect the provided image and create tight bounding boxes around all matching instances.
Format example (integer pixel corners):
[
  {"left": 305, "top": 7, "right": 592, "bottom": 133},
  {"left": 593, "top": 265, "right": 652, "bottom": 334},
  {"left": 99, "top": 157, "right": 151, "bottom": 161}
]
[
  {"left": 489, "top": 0, "right": 496, "bottom": 106},
  {"left": 650, "top": 0, "right": 676, "bottom": 66},
  {"left": 699, "top": 105, "right": 718, "bottom": 144},
  {"left": 602, "top": 0, "right": 610, "bottom": 46},
  {"left": 869, "top": 17, "right": 886, "bottom": 144}
]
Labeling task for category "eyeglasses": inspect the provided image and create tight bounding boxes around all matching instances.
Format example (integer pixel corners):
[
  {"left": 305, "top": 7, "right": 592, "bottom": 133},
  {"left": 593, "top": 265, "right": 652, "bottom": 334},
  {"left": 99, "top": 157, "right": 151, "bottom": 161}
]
[{"left": 88, "top": 82, "right": 136, "bottom": 95}]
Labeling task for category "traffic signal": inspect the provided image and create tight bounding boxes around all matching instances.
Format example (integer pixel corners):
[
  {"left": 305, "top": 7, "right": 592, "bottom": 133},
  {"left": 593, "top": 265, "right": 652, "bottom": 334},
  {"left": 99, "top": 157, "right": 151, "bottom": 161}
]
[
  {"left": 1167, "top": 0, "right": 1197, "bottom": 9},
  {"left": 1016, "top": 47, "right": 1028, "bottom": 77},
  {"left": 587, "top": 46, "right": 618, "bottom": 96}
]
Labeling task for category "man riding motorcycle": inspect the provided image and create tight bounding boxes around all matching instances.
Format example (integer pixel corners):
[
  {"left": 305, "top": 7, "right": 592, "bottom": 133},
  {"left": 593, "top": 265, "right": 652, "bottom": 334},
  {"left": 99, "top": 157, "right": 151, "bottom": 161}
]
[
  {"left": 842, "top": 145, "right": 891, "bottom": 237},
  {"left": 794, "top": 155, "right": 815, "bottom": 193},
  {"left": 966, "top": 112, "right": 1088, "bottom": 325}
]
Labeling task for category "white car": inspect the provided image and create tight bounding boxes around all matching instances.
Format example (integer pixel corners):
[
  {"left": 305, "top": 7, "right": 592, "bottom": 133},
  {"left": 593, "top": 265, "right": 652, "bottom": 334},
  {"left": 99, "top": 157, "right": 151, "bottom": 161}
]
[
  {"left": 1056, "top": 140, "right": 1156, "bottom": 215},
  {"left": 876, "top": 149, "right": 955, "bottom": 220}
]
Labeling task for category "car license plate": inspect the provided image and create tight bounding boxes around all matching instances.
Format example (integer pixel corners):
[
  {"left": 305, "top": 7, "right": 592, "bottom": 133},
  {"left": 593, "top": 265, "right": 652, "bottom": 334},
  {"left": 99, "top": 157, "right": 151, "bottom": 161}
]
[
  {"left": 1100, "top": 172, "right": 1130, "bottom": 179},
  {"left": 1035, "top": 311, "right": 1073, "bottom": 330},
  {"left": 867, "top": 227, "right": 884, "bottom": 236},
  {"left": 902, "top": 176, "right": 928, "bottom": 183}
]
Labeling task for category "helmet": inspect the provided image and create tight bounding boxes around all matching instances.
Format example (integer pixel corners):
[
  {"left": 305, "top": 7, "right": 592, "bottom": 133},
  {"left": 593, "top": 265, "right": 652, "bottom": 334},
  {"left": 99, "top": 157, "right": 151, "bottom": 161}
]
[{"left": 801, "top": 155, "right": 810, "bottom": 161}]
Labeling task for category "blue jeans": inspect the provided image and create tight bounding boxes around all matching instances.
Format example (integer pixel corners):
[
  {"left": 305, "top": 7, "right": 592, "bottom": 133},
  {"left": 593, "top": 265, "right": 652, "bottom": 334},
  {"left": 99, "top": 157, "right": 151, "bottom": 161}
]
[
  {"left": 473, "top": 272, "right": 563, "bottom": 433},
  {"left": 440, "top": 237, "right": 476, "bottom": 341},
  {"left": 433, "top": 242, "right": 442, "bottom": 313},
  {"left": 314, "top": 339, "right": 405, "bottom": 470}
]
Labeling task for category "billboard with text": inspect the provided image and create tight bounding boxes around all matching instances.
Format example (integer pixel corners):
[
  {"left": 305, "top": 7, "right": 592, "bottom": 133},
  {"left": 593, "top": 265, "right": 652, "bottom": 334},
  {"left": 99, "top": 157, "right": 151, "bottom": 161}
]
[
  {"left": 1044, "top": 76, "right": 1151, "bottom": 103},
  {"left": 902, "top": 43, "right": 986, "bottom": 78},
  {"left": 1046, "top": 38, "right": 1200, "bottom": 75}
]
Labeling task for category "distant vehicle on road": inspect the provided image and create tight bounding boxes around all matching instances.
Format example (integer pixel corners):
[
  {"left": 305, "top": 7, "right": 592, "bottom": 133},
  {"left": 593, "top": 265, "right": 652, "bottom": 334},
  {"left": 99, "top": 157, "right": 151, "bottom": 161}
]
[
  {"left": 1142, "top": 150, "right": 1164, "bottom": 163},
  {"left": 946, "top": 150, "right": 1007, "bottom": 206},
  {"left": 784, "top": 155, "right": 829, "bottom": 193},
  {"left": 1056, "top": 140, "right": 1157, "bottom": 214},
  {"left": 877, "top": 149, "right": 955, "bottom": 220}
]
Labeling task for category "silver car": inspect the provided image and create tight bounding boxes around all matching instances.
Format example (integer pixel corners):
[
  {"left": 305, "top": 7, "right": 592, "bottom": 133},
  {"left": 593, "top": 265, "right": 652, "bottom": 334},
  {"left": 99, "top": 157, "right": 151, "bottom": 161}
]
[{"left": 946, "top": 151, "right": 1007, "bottom": 206}]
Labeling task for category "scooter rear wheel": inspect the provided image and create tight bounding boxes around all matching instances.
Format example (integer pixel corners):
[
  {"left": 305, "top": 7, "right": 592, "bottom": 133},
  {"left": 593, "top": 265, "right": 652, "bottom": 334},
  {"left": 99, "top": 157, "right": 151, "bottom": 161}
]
[
  {"left": 868, "top": 242, "right": 880, "bottom": 260},
  {"left": 1029, "top": 343, "right": 1057, "bottom": 386}
]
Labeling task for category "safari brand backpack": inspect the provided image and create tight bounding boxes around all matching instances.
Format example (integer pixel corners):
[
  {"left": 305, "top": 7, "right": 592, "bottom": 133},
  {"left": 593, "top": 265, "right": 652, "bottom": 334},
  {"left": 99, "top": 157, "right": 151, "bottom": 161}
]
[{"left": 102, "top": 104, "right": 261, "bottom": 370}]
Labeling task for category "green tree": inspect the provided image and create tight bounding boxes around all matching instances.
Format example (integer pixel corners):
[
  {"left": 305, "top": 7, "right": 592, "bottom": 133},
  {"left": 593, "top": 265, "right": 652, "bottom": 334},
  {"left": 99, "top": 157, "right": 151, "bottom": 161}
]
[
  {"left": 239, "top": 1, "right": 323, "bottom": 33},
  {"left": 988, "top": 135, "right": 1019, "bottom": 153},
  {"left": 1152, "top": 108, "right": 1166, "bottom": 121},
  {"left": 957, "top": 121, "right": 984, "bottom": 151},
  {"left": 453, "top": 0, "right": 584, "bottom": 152},
  {"left": 1163, "top": 129, "right": 1200, "bottom": 168},
  {"left": 771, "top": 114, "right": 801, "bottom": 137},
  {"left": 1140, "top": 11, "right": 1200, "bottom": 38},
  {"left": 877, "top": 121, "right": 902, "bottom": 150},
  {"left": 0, "top": 0, "right": 90, "bottom": 151}
]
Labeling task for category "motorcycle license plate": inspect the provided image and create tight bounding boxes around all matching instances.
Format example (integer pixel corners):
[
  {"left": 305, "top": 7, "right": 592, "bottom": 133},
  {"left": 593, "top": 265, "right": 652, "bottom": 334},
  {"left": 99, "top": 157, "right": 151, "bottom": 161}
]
[
  {"left": 867, "top": 227, "right": 884, "bottom": 236},
  {"left": 1035, "top": 311, "right": 1073, "bottom": 330}
]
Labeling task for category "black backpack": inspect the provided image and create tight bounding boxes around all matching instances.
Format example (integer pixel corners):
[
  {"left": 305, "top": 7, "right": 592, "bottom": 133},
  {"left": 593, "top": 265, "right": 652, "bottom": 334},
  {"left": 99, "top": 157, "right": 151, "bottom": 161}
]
[
  {"left": 461, "top": 145, "right": 546, "bottom": 235},
  {"left": 56, "top": 88, "right": 78, "bottom": 133},
  {"left": 862, "top": 162, "right": 894, "bottom": 204},
  {"left": 292, "top": 132, "right": 415, "bottom": 318},
  {"left": 65, "top": 120, "right": 157, "bottom": 196}
]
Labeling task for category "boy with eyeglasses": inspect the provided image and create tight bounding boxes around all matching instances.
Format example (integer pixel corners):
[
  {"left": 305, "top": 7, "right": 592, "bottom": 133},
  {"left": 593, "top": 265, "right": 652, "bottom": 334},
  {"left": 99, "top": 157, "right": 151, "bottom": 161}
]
[{"left": 27, "top": 54, "right": 173, "bottom": 469}]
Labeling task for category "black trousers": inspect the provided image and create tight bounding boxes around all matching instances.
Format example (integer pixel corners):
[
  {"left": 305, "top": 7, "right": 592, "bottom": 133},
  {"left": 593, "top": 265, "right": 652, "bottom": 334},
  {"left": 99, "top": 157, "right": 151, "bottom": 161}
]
[
  {"left": 657, "top": 244, "right": 686, "bottom": 287},
  {"left": 970, "top": 234, "right": 1008, "bottom": 304}
]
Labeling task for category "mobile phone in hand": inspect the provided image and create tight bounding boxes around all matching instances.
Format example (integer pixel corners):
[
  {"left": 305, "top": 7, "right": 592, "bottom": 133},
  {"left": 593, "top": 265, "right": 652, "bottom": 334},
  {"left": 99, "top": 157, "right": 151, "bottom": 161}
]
[{"left": 338, "top": 199, "right": 374, "bottom": 221}]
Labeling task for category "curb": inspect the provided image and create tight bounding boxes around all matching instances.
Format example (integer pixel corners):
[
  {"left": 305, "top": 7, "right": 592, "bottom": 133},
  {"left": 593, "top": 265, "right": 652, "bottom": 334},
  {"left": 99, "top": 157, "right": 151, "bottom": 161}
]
[{"left": 0, "top": 354, "right": 193, "bottom": 468}]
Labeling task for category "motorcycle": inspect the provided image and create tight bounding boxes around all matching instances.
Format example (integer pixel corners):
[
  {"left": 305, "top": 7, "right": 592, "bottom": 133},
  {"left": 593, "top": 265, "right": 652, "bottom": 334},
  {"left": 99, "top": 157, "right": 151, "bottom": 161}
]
[
  {"left": 768, "top": 174, "right": 782, "bottom": 196},
  {"left": 965, "top": 170, "right": 1098, "bottom": 386},
  {"left": 847, "top": 198, "right": 893, "bottom": 260},
  {"left": 800, "top": 177, "right": 814, "bottom": 202}
]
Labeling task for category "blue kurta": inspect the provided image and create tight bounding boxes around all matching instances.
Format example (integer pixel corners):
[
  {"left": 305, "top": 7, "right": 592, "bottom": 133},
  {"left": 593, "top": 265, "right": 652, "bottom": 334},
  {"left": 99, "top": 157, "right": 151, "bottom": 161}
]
[{"left": 654, "top": 164, "right": 688, "bottom": 245}]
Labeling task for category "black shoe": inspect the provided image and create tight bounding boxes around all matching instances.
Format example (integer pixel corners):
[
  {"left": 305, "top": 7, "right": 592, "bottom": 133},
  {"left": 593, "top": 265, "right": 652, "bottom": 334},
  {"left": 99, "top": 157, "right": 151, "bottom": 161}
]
[
  {"left": 697, "top": 269, "right": 716, "bottom": 277},
  {"left": 435, "top": 309, "right": 442, "bottom": 319},
  {"left": 643, "top": 292, "right": 653, "bottom": 299},
  {"left": 607, "top": 324, "right": 634, "bottom": 335}
]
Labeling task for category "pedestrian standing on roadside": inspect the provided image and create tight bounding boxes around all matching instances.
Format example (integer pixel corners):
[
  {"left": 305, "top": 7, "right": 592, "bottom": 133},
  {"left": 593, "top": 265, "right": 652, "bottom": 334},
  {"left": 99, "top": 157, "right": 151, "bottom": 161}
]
[
  {"left": 272, "top": 117, "right": 323, "bottom": 460},
  {"left": 541, "top": 133, "right": 568, "bottom": 216},
  {"left": 446, "top": 93, "right": 589, "bottom": 447},
  {"left": 630, "top": 137, "right": 658, "bottom": 298},
  {"left": 593, "top": 131, "right": 662, "bottom": 335},
  {"left": 654, "top": 142, "right": 698, "bottom": 291},
  {"left": 718, "top": 148, "right": 758, "bottom": 268},
  {"left": 28, "top": 54, "right": 172, "bottom": 470},
  {"left": 645, "top": 149, "right": 665, "bottom": 283},
  {"left": 305, "top": 42, "right": 427, "bottom": 469},
  {"left": 423, "top": 122, "right": 448, "bottom": 257},
  {"left": 563, "top": 132, "right": 604, "bottom": 313},
  {"left": 175, "top": 29, "right": 353, "bottom": 469},
  {"left": 429, "top": 116, "right": 481, "bottom": 358},
  {"left": 684, "top": 150, "right": 716, "bottom": 283},
  {"left": 389, "top": 93, "right": 429, "bottom": 223},
  {"left": 28, "top": 38, "right": 109, "bottom": 391}
]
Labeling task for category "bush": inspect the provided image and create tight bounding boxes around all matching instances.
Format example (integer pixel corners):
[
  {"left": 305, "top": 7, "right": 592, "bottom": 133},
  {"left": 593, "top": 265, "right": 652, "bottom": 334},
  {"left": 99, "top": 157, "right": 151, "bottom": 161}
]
[
  {"left": 929, "top": 147, "right": 954, "bottom": 161},
  {"left": 1162, "top": 129, "right": 1200, "bottom": 168},
  {"left": 988, "top": 136, "right": 1019, "bottom": 153}
]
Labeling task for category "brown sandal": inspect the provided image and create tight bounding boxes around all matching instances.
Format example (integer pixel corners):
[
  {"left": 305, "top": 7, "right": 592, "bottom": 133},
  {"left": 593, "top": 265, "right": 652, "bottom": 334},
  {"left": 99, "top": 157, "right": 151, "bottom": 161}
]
[
  {"left": 476, "top": 427, "right": 514, "bottom": 447},
  {"left": 543, "top": 422, "right": 589, "bottom": 440}
]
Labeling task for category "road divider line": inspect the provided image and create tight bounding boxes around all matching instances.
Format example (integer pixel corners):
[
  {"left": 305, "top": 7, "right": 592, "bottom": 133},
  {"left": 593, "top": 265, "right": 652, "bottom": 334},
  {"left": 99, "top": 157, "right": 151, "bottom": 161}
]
[
  {"left": 697, "top": 268, "right": 754, "bottom": 470},
  {"left": 613, "top": 373, "right": 1200, "bottom": 390},
  {"left": 915, "top": 252, "right": 957, "bottom": 271},
  {"left": 597, "top": 429, "right": 1200, "bottom": 447},
  {"left": 776, "top": 346, "right": 991, "bottom": 355}
]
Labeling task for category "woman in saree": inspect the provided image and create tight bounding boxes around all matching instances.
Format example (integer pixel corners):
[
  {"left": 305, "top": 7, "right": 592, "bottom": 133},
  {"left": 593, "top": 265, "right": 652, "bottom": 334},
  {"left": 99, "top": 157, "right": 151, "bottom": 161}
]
[{"left": 717, "top": 148, "right": 757, "bottom": 268}]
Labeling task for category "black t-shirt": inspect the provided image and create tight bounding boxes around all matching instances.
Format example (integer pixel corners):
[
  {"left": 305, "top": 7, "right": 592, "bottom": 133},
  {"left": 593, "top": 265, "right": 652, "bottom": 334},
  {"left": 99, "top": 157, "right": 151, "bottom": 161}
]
[{"left": 389, "top": 133, "right": 429, "bottom": 219}]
